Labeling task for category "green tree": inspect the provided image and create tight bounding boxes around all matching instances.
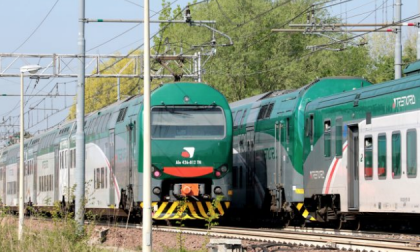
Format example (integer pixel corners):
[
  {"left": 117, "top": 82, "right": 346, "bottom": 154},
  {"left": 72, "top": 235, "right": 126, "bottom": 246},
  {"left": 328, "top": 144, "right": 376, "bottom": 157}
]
[{"left": 152, "top": 0, "right": 373, "bottom": 102}]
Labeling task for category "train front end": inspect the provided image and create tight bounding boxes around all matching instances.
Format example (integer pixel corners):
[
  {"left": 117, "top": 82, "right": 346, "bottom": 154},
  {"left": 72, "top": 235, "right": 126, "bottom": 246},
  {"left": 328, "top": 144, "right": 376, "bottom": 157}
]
[{"left": 139, "top": 82, "right": 233, "bottom": 220}]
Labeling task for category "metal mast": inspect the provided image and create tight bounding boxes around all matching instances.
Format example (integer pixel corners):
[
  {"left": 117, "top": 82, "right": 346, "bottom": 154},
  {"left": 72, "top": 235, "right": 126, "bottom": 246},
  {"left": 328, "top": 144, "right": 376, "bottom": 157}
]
[
  {"left": 142, "top": 0, "right": 152, "bottom": 251},
  {"left": 75, "top": 0, "right": 86, "bottom": 232},
  {"left": 395, "top": 0, "right": 402, "bottom": 79}
]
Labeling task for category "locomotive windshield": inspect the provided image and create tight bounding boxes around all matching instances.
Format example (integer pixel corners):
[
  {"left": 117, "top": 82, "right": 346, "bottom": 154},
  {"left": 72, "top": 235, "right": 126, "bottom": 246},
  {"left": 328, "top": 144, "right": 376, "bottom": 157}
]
[{"left": 151, "top": 106, "right": 225, "bottom": 139}]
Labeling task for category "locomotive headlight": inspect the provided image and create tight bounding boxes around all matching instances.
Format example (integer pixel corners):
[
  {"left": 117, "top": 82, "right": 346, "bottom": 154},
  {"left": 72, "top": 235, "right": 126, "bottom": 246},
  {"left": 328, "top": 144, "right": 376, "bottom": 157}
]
[
  {"left": 220, "top": 165, "right": 228, "bottom": 173},
  {"left": 214, "top": 186, "right": 223, "bottom": 195},
  {"left": 153, "top": 187, "right": 161, "bottom": 195},
  {"left": 184, "top": 95, "right": 190, "bottom": 103},
  {"left": 215, "top": 171, "right": 222, "bottom": 177}
]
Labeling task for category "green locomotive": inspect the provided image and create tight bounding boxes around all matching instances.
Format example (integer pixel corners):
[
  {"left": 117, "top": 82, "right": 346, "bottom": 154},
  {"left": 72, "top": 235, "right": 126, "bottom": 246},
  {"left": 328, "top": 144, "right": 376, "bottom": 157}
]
[{"left": 0, "top": 82, "right": 233, "bottom": 220}]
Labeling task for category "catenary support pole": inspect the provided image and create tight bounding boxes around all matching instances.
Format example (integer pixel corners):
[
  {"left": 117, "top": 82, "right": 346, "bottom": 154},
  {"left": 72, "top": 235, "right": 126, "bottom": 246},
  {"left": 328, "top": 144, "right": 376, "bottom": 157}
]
[
  {"left": 75, "top": 0, "right": 86, "bottom": 233},
  {"left": 142, "top": 0, "right": 152, "bottom": 251},
  {"left": 117, "top": 77, "right": 120, "bottom": 101},
  {"left": 198, "top": 52, "right": 202, "bottom": 82},
  {"left": 395, "top": 0, "right": 402, "bottom": 79},
  {"left": 18, "top": 72, "right": 24, "bottom": 241}
]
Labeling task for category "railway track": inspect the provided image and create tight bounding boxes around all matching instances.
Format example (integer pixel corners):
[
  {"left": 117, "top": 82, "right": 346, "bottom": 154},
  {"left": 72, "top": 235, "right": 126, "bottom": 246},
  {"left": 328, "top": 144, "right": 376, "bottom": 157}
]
[
  {"left": 27, "top": 216, "right": 420, "bottom": 251},
  {"left": 102, "top": 222, "right": 420, "bottom": 252}
]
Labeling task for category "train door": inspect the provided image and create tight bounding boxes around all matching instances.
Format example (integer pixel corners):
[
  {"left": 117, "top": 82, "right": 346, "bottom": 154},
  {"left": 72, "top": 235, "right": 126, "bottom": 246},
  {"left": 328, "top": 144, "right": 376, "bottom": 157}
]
[
  {"left": 126, "top": 120, "right": 135, "bottom": 205},
  {"left": 347, "top": 125, "right": 359, "bottom": 210},
  {"left": 275, "top": 122, "right": 284, "bottom": 187},
  {"left": 54, "top": 145, "right": 59, "bottom": 202},
  {"left": 33, "top": 152, "right": 38, "bottom": 205},
  {"left": 108, "top": 128, "right": 115, "bottom": 206},
  {"left": 246, "top": 126, "right": 255, "bottom": 205}
]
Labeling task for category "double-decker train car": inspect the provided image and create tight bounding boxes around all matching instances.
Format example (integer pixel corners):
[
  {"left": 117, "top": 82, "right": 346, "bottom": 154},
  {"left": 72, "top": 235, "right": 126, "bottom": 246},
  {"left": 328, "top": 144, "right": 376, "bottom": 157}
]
[
  {"left": 229, "top": 77, "right": 371, "bottom": 224},
  {"left": 0, "top": 82, "right": 233, "bottom": 220},
  {"left": 302, "top": 60, "right": 420, "bottom": 227}
]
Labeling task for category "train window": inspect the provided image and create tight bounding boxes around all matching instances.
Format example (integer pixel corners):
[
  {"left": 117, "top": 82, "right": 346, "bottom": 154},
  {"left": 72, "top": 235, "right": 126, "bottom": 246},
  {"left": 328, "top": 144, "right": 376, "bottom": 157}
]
[
  {"left": 407, "top": 130, "right": 417, "bottom": 178},
  {"left": 309, "top": 114, "right": 314, "bottom": 143},
  {"left": 378, "top": 134, "right": 387, "bottom": 178},
  {"left": 239, "top": 109, "right": 248, "bottom": 127},
  {"left": 117, "top": 107, "right": 128, "bottom": 122},
  {"left": 101, "top": 167, "right": 105, "bottom": 189},
  {"left": 233, "top": 110, "right": 243, "bottom": 127},
  {"left": 105, "top": 167, "right": 108, "bottom": 188},
  {"left": 151, "top": 106, "right": 226, "bottom": 139},
  {"left": 257, "top": 105, "right": 268, "bottom": 120},
  {"left": 392, "top": 132, "right": 401, "bottom": 179},
  {"left": 335, "top": 118, "right": 343, "bottom": 157},
  {"left": 265, "top": 103, "right": 274, "bottom": 118},
  {"left": 364, "top": 137, "right": 373, "bottom": 178},
  {"left": 324, "top": 120, "right": 331, "bottom": 157}
]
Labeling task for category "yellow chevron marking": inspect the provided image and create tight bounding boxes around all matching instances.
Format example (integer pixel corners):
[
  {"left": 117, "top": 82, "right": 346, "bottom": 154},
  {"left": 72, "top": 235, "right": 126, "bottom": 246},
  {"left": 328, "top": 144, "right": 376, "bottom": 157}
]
[
  {"left": 152, "top": 202, "right": 168, "bottom": 219},
  {"left": 216, "top": 202, "right": 225, "bottom": 216},
  {"left": 197, "top": 202, "right": 209, "bottom": 218},
  {"left": 310, "top": 216, "right": 316, "bottom": 221},
  {"left": 187, "top": 202, "right": 204, "bottom": 219},
  {"left": 206, "top": 201, "right": 216, "bottom": 216},
  {"left": 296, "top": 203, "right": 304, "bottom": 211},
  {"left": 302, "top": 209, "right": 309, "bottom": 218},
  {"left": 172, "top": 202, "right": 188, "bottom": 219},
  {"left": 224, "top": 202, "right": 230, "bottom": 208},
  {"left": 156, "top": 201, "right": 179, "bottom": 220}
]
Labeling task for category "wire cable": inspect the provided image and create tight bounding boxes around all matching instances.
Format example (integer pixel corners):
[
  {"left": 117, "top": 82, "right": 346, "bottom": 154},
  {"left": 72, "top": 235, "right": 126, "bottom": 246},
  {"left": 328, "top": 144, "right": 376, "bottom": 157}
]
[{"left": 12, "top": 0, "right": 61, "bottom": 53}]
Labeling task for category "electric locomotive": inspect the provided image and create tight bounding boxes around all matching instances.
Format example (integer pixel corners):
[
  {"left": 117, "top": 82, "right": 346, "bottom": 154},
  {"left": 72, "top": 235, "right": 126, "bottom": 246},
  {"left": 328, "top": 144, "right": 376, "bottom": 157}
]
[
  {"left": 229, "top": 77, "right": 371, "bottom": 224},
  {"left": 0, "top": 82, "right": 233, "bottom": 220},
  {"left": 302, "top": 60, "right": 420, "bottom": 227}
]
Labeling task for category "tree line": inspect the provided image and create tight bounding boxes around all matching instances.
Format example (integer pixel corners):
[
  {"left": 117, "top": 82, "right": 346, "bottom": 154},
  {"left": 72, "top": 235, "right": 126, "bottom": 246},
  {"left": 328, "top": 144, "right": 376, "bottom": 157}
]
[{"left": 67, "top": 0, "right": 417, "bottom": 119}]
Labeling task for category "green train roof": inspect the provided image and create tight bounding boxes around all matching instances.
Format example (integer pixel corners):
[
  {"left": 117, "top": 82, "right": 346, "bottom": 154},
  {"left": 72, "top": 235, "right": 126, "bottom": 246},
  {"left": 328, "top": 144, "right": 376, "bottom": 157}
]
[
  {"left": 307, "top": 72, "right": 420, "bottom": 111},
  {"left": 404, "top": 59, "right": 420, "bottom": 76}
]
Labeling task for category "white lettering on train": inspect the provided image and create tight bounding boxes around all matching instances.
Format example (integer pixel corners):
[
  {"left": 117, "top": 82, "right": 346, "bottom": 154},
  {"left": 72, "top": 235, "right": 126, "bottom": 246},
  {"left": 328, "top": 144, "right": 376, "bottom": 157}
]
[{"left": 393, "top": 95, "right": 416, "bottom": 108}]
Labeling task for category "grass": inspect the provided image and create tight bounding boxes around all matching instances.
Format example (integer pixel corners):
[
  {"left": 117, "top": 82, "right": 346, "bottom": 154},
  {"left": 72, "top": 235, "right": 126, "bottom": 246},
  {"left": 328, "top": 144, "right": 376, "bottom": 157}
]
[{"left": 0, "top": 215, "right": 106, "bottom": 252}]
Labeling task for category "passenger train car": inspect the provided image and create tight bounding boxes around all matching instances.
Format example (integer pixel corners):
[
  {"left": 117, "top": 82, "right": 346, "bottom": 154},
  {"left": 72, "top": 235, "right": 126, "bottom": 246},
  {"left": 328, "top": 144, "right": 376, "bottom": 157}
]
[
  {"left": 229, "top": 77, "right": 371, "bottom": 223},
  {"left": 0, "top": 82, "right": 233, "bottom": 220},
  {"left": 302, "top": 61, "right": 420, "bottom": 226}
]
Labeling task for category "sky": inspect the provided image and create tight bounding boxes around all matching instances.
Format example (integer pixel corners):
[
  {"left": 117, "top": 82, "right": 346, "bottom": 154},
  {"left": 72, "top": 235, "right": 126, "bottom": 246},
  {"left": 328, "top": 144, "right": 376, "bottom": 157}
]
[{"left": 0, "top": 0, "right": 418, "bottom": 145}]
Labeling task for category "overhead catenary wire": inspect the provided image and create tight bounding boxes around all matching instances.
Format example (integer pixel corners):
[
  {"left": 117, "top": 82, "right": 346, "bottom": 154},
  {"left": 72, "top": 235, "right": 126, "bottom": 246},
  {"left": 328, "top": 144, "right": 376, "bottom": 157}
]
[{"left": 12, "top": 0, "right": 61, "bottom": 53}]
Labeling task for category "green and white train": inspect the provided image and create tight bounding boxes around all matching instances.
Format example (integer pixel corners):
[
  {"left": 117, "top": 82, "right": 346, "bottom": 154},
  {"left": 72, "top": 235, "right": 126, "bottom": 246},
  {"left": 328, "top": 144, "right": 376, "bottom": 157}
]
[
  {"left": 229, "top": 77, "right": 371, "bottom": 223},
  {"left": 0, "top": 82, "right": 233, "bottom": 220},
  {"left": 303, "top": 61, "right": 420, "bottom": 226}
]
